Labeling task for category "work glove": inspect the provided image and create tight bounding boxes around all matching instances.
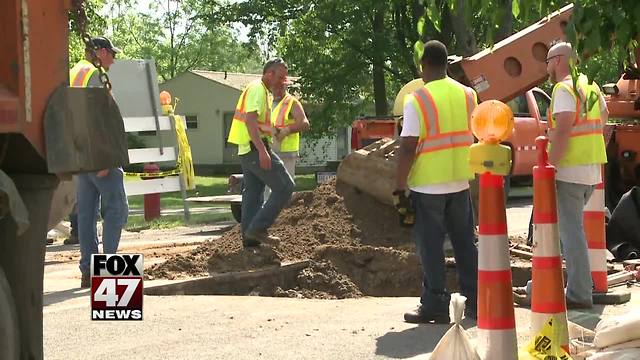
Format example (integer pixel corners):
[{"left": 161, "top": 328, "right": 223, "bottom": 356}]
[{"left": 392, "top": 189, "right": 415, "bottom": 227}]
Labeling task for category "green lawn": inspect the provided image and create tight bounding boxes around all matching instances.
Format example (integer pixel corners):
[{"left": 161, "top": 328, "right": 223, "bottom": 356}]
[
  {"left": 125, "top": 211, "right": 234, "bottom": 232},
  {"left": 127, "top": 174, "right": 317, "bottom": 209},
  {"left": 124, "top": 174, "right": 317, "bottom": 231}
]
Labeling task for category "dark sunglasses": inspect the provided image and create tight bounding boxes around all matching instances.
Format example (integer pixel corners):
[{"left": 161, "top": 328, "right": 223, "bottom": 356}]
[{"left": 545, "top": 55, "right": 560, "bottom": 64}]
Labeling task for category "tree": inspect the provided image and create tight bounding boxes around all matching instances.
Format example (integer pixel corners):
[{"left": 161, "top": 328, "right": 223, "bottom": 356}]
[
  {"left": 214, "top": 0, "right": 570, "bottom": 137},
  {"left": 69, "top": 0, "right": 263, "bottom": 81}
]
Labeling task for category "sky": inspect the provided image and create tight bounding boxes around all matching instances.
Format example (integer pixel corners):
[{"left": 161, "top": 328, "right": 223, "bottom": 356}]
[{"left": 132, "top": 0, "right": 251, "bottom": 42}]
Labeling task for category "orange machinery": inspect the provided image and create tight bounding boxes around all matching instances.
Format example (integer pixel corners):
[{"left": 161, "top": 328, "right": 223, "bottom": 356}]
[
  {"left": 0, "top": 1, "right": 71, "bottom": 358},
  {"left": 1, "top": 0, "right": 127, "bottom": 358},
  {"left": 602, "top": 48, "right": 640, "bottom": 207}
]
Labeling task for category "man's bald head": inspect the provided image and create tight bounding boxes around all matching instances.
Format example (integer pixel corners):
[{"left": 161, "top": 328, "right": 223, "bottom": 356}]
[
  {"left": 547, "top": 42, "right": 577, "bottom": 62},
  {"left": 546, "top": 42, "right": 576, "bottom": 82}
]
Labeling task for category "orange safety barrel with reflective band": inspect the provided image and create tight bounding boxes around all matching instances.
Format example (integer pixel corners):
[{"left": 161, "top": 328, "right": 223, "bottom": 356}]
[
  {"left": 69, "top": 59, "right": 98, "bottom": 88},
  {"left": 530, "top": 136, "right": 570, "bottom": 352},
  {"left": 407, "top": 77, "right": 476, "bottom": 187},
  {"left": 476, "top": 173, "right": 519, "bottom": 359},
  {"left": 548, "top": 74, "right": 606, "bottom": 167}
]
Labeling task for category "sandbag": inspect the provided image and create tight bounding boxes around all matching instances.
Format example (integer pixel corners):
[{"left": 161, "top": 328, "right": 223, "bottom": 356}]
[
  {"left": 606, "top": 186, "right": 640, "bottom": 261},
  {"left": 587, "top": 348, "right": 640, "bottom": 360},
  {"left": 429, "top": 294, "right": 479, "bottom": 360},
  {"left": 593, "top": 311, "right": 640, "bottom": 348}
]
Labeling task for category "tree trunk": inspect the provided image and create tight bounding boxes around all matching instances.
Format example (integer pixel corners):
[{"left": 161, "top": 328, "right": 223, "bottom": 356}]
[
  {"left": 372, "top": 7, "right": 388, "bottom": 115},
  {"left": 393, "top": 2, "right": 418, "bottom": 80},
  {"left": 496, "top": 0, "right": 514, "bottom": 42},
  {"left": 450, "top": 0, "right": 477, "bottom": 56}
]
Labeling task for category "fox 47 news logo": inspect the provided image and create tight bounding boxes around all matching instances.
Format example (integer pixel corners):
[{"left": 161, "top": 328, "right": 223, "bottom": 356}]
[{"left": 91, "top": 254, "right": 143, "bottom": 321}]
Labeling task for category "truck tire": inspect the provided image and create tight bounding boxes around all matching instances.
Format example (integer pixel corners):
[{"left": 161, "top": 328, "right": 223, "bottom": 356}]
[
  {"left": 0, "top": 266, "right": 19, "bottom": 360},
  {"left": 230, "top": 203, "right": 242, "bottom": 223}
]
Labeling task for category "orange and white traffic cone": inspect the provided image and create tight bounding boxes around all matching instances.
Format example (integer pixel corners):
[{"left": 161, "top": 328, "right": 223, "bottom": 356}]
[
  {"left": 584, "top": 172, "right": 608, "bottom": 293},
  {"left": 477, "top": 172, "right": 518, "bottom": 359},
  {"left": 530, "top": 136, "right": 569, "bottom": 351}
]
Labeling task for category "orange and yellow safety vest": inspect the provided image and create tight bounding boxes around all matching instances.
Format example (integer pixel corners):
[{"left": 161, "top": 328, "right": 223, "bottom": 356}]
[{"left": 406, "top": 77, "right": 477, "bottom": 187}]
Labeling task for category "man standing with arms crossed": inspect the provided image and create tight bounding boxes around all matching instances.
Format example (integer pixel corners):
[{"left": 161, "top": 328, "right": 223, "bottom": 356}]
[
  {"left": 69, "top": 37, "right": 128, "bottom": 288},
  {"left": 515, "top": 42, "right": 608, "bottom": 307},
  {"left": 395, "top": 40, "right": 478, "bottom": 323},
  {"left": 228, "top": 58, "right": 294, "bottom": 247}
]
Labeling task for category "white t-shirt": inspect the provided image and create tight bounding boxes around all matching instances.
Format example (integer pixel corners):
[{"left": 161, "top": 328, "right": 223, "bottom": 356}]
[
  {"left": 552, "top": 86, "right": 607, "bottom": 185},
  {"left": 400, "top": 101, "right": 469, "bottom": 194}
]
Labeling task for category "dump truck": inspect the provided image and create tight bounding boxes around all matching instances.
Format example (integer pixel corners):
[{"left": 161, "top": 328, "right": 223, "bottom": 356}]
[
  {"left": 0, "top": 1, "right": 128, "bottom": 358},
  {"left": 338, "top": 3, "right": 640, "bottom": 213}
]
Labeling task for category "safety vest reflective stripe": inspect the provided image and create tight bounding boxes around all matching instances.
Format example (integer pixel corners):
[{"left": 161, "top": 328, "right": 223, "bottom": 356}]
[
  {"left": 550, "top": 80, "right": 603, "bottom": 137},
  {"left": 231, "top": 81, "right": 270, "bottom": 126},
  {"left": 274, "top": 94, "right": 294, "bottom": 128},
  {"left": 232, "top": 90, "right": 250, "bottom": 123},
  {"left": 416, "top": 131, "right": 474, "bottom": 153},
  {"left": 464, "top": 87, "right": 477, "bottom": 119},
  {"left": 571, "top": 121, "right": 603, "bottom": 136},
  {"left": 69, "top": 60, "right": 97, "bottom": 88},
  {"left": 413, "top": 88, "right": 439, "bottom": 136},
  {"left": 71, "top": 67, "right": 93, "bottom": 87},
  {"left": 413, "top": 86, "right": 475, "bottom": 153},
  {"left": 549, "top": 74, "right": 607, "bottom": 167}
]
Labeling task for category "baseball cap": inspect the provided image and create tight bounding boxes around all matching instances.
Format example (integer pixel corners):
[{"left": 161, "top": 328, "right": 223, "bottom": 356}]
[{"left": 89, "top": 36, "right": 121, "bottom": 54}]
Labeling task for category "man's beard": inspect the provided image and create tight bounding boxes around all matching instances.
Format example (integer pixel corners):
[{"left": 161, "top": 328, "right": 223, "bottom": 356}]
[{"left": 548, "top": 68, "right": 557, "bottom": 83}]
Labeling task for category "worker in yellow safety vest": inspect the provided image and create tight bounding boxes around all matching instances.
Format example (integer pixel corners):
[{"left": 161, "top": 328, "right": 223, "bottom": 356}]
[
  {"left": 262, "top": 78, "right": 310, "bottom": 201},
  {"left": 69, "top": 36, "right": 129, "bottom": 289},
  {"left": 514, "top": 42, "right": 608, "bottom": 309},
  {"left": 395, "top": 40, "right": 478, "bottom": 324},
  {"left": 227, "top": 58, "right": 294, "bottom": 247}
]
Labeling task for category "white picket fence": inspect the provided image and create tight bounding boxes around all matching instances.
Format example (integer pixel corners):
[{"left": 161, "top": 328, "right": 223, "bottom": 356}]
[{"left": 122, "top": 115, "right": 190, "bottom": 219}]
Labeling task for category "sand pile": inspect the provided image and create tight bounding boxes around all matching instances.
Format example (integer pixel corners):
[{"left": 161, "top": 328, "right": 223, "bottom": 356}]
[{"left": 146, "top": 179, "right": 421, "bottom": 298}]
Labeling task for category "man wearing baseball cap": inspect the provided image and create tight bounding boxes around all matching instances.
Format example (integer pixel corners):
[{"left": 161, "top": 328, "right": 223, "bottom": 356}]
[{"left": 68, "top": 36, "right": 128, "bottom": 288}]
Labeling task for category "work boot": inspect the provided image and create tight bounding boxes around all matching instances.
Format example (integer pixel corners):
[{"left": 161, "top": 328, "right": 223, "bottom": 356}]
[
  {"left": 566, "top": 299, "right": 593, "bottom": 309},
  {"left": 244, "top": 229, "right": 280, "bottom": 245},
  {"left": 242, "top": 237, "right": 261, "bottom": 248},
  {"left": 81, "top": 273, "right": 91, "bottom": 289},
  {"left": 404, "top": 305, "right": 450, "bottom": 324},
  {"left": 64, "top": 233, "right": 79, "bottom": 245}
]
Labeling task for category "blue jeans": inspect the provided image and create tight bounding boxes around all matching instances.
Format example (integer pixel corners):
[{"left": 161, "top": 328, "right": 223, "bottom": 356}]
[
  {"left": 76, "top": 168, "right": 128, "bottom": 275},
  {"left": 239, "top": 149, "right": 294, "bottom": 237},
  {"left": 70, "top": 203, "right": 78, "bottom": 237},
  {"left": 411, "top": 189, "right": 478, "bottom": 311},
  {"left": 526, "top": 181, "right": 595, "bottom": 305}
]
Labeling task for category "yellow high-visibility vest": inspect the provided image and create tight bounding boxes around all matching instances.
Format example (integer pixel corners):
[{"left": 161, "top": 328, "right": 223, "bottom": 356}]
[
  {"left": 406, "top": 77, "right": 476, "bottom": 187},
  {"left": 549, "top": 74, "right": 607, "bottom": 167},
  {"left": 227, "top": 80, "right": 272, "bottom": 155},
  {"left": 69, "top": 59, "right": 98, "bottom": 87},
  {"left": 272, "top": 93, "right": 301, "bottom": 152}
]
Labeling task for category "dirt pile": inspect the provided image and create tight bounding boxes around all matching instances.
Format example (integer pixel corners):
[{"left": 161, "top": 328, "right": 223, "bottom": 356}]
[{"left": 147, "top": 179, "right": 419, "bottom": 297}]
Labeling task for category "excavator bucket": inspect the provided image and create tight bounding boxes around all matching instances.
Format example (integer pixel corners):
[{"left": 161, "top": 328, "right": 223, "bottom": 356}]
[
  {"left": 44, "top": 85, "right": 130, "bottom": 174},
  {"left": 336, "top": 138, "right": 398, "bottom": 206},
  {"left": 337, "top": 78, "right": 425, "bottom": 207}
]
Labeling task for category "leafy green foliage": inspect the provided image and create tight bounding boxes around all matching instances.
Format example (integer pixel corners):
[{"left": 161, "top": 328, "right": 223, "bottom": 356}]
[{"left": 69, "top": 0, "right": 262, "bottom": 81}]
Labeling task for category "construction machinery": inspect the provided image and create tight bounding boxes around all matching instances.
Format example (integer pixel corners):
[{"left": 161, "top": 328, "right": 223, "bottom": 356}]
[
  {"left": 337, "top": 4, "right": 640, "bottom": 212},
  {"left": 0, "top": 0, "right": 128, "bottom": 358}
]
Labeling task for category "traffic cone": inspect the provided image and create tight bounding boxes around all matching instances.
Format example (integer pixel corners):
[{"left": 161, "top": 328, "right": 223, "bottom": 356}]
[
  {"left": 584, "top": 171, "right": 607, "bottom": 293},
  {"left": 530, "top": 136, "right": 569, "bottom": 351},
  {"left": 477, "top": 172, "right": 518, "bottom": 360}
]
